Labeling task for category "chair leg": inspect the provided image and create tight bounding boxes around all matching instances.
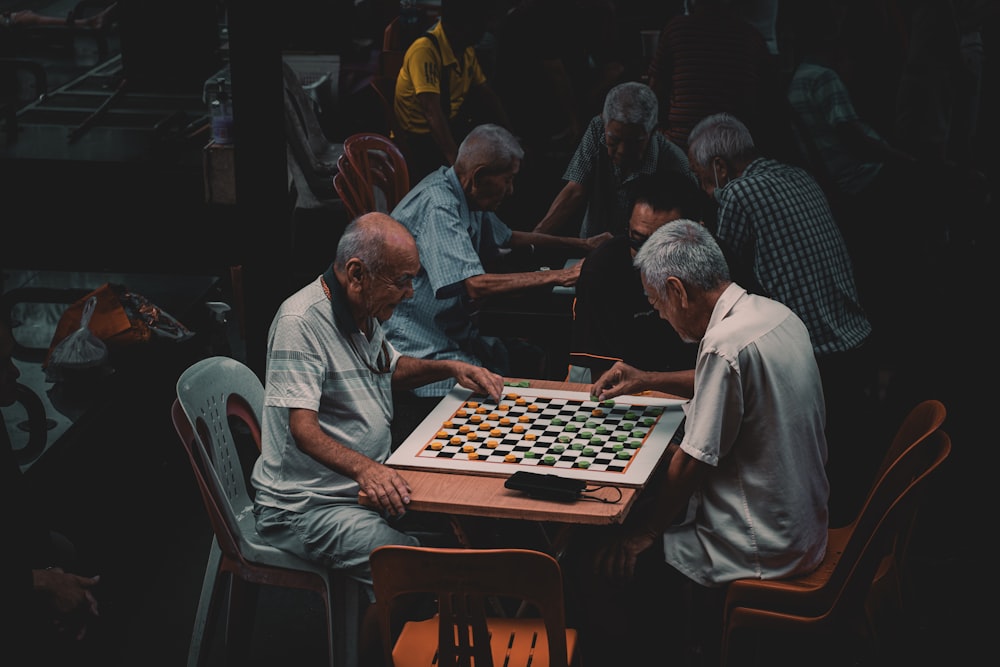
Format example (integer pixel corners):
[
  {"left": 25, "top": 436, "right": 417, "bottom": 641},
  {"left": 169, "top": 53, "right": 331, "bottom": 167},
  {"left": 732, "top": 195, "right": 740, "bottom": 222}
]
[
  {"left": 188, "top": 539, "right": 223, "bottom": 667},
  {"left": 332, "top": 575, "right": 362, "bottom": 667},
  {"left": 225, "top": 576, "right": 260, "bottom": 666}
]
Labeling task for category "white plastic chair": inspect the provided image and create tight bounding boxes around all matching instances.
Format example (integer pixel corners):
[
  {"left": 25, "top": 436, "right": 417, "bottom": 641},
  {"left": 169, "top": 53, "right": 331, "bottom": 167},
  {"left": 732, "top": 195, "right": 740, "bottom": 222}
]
[{"left": 173, "top": 355, "right": 360, "bottom": 667}]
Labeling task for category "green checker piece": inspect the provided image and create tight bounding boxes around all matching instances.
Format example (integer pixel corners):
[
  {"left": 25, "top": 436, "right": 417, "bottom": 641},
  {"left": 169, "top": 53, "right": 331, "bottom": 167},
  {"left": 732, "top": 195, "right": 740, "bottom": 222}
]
[
  {"left": 542, "top": 455, "right": 556, "bottom": 465},
  {"left": 628, "top": 440, "right": 642, "bottom": 448},
  {"left": 585, "top": 420, "right": 597, "bottom": 429},
  {"left": 551, "top": 417, "right": 565, "bottom": 426},
  {"left": 616, "top": 450, "right": 632, "bottom": 459},
  {"left": 630, "top": 429, "right": 645, "bottom": 438},
  {"left": 621, "top": 421, "right": 635, "bottom": 430},
  {"left": 590, "top": 436, "right": 603, "bottom": 445},
  {"left": 648, "top": 406, "right": 665, "bottom": 415},
  {"left": 643, "top": 417, "right": 656, "bottom": 427},
  {"left": 565, "top": 424, "right": 578, "bottom": 432},
  {"left": 557, "top": 435, "right": 572, "bottom": 443},
  {"left": 579, "top": 430, "right": 593, "bottom": 438},
  {"left": 552, "top": 444, "right": 566, "bottom": 453},
  {"left": 601, "top": 400, "right": 615, "bottom": 407},
  {"left": 575, "top": 460, "right": 591, "bottom": 469},
  {"left": 573, "top": 414, "right": 587, "bottom": 422},
  {"left": 625, "top": 411, "right": 638, "bottom": 420},
  {"left": 582, "top": 447, "right": 596, "bottom": 456},
  {"left": 524, "top": 451, "right": 537, "bottom": 458},
  {"left": 612, "top": 443, "right": 624, "bottom": 452},
  {"left": 595, "top": 426, "right": 610, "bottom": 435},
  {"left": 614, "top": 434, "right": 628, "bottom": 442},
  {"left": 571, "top": 442, "right": 585, "bottom": 450}
]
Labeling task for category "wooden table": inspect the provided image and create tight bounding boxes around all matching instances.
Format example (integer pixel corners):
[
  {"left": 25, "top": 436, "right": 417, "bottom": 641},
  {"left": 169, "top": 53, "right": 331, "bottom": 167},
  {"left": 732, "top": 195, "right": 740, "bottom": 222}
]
[{"left": 365, "top": 379, "right": 685, "bottom": 541}]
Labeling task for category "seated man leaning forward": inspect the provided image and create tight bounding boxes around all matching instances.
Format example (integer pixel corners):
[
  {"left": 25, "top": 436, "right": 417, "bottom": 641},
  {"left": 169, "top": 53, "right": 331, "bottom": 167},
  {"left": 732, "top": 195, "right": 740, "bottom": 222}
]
[
  {"left": 532, "top": 80, "right": 693, "bottom": 239},
  {"left": 565, "top": 219, "right": 829, "bottom": 666},
  {"left": 250, "top": 214, "right": 504, "bottom": 640},
  {"left": 383, "top": 123, "right": 612, "bottom": 401}
]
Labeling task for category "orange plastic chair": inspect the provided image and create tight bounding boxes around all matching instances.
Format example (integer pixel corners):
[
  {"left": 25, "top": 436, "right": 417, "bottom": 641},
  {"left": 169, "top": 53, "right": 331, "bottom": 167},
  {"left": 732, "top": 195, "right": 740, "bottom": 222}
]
[
  {"left": 333, "top": 152, "right": 369, "bottom": 220},
  {"left": 719, "top": 428, "right": 952, "bottom": 666},
  {"left": 830, "top": 399, "right": 947, "bottom": 636},
  {"left": 173, "top": 356, "right": 361, "bottom": 667},
  {"left": 334, "top": 132, "right": 410, "bottom": 219},
  {"left": 370, "top": 545, "right": 581, "bottom": 667}
]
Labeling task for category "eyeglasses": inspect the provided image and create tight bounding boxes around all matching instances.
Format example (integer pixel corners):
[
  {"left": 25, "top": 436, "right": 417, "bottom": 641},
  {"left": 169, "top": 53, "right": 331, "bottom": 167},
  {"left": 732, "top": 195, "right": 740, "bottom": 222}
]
[
  {"left": 376, "top": 272, "right": 415, "bottom": 290},
  {"left": 362, "top": 261, "right": 415, "bottom": 290},
  {"left": 628, "top": 229, "right": 650, "bottom": 251}
]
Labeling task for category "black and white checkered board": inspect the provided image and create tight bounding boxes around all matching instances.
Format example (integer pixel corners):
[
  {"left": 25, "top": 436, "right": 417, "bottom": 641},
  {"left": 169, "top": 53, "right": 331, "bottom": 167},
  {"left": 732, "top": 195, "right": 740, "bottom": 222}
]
[{"left": 388, "top": 385, "right": 686, "bottom": 487}]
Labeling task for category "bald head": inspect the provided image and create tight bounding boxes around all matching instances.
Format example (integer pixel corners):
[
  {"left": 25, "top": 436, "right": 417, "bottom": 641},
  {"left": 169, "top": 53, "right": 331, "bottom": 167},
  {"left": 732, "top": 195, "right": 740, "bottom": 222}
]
[{"left": 335, "top": 212, "right": 418, "bottom": 276}]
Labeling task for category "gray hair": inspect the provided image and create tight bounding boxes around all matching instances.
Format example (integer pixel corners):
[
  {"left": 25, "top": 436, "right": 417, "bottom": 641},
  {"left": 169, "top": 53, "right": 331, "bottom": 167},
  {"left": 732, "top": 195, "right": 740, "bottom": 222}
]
[
  {"left": 603, "top": 81, "right": 658, "bottom": 134},
  {"left": 334, "top": 215, "right": 390, "bottom": 275},
  {"left": 686, "top": 112, "right": 756, "bottom": 168},
  {"left": 455, "top": 123, "right": 525, "bottom": 176},
  {"left": 633, "top": 219, "right": 730, "bottom": 295}
]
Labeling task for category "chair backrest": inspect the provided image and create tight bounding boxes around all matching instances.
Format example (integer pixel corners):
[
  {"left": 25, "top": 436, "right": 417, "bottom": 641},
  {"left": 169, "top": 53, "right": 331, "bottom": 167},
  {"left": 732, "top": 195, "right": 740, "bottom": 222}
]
[
  {"left": 370, "top": 545, "right": 572, "bottom": 667},
  {"left": 724, "top": 427, "right": 952, "bottom": 624},
  {"left": 335, "top": 132, "right": 410, "bottom": 218},
  {"left": 346, "top": 132, "right": 410, "bottom": 206},
  {"left": 333, "top": 151, "right": 369, "bottom": 220},
  {"left": 876, "top": 399, "right": 947, "bottom": 483},
  {"left": 174, "top": 356, "right": 264, "bottom": 562}
]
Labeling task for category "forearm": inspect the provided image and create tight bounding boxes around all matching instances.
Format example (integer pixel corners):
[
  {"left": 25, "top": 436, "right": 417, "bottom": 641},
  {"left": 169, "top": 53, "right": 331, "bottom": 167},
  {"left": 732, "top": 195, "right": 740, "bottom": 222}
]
[
  {"left": 464, "top": 269, "right": 575, "bottom": 300},
  {"left": 419, "top": 94, "right": 458, "bottom": 164},
  {"left": 629, "top": 445, "right": 706, "bottom": 536},
  {"left": 392, "top": 356, "right": 462, "bottom": 390},
  {"left": 290, "top": 410, "right": 377, "bottom": 480},
  {"left": 533, "top": 182, "right": 586, "bottom": 234},
  {"left": 643, "top": 369, "right": 695, "bottom": 398},
  {"left": 509, "top": 229, "right": 591, "bottom": 253}
]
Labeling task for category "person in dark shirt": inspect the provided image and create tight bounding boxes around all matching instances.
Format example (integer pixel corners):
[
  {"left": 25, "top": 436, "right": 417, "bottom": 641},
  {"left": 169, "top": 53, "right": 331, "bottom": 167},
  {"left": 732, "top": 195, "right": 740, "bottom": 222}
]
[{"left": 568, "top": 170, "right": 763, "bottom": 383}]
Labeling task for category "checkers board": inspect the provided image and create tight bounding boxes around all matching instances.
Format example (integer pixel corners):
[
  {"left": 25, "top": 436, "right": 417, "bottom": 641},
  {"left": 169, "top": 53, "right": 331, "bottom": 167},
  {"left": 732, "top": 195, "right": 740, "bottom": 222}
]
[{"left": 388, "top": 384, "right": 686, "bottom": 487}]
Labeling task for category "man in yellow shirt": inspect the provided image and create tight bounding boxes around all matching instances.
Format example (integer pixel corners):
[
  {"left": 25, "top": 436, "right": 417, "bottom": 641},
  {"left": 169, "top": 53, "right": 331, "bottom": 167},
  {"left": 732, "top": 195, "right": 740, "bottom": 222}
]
[{"left": 394, "top": 0, "right": 511, "bottom": 184}]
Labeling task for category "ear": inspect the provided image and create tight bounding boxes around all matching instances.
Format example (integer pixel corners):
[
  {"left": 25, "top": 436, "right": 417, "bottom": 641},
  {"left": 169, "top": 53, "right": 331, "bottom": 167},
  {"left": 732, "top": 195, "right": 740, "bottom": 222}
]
[
  {"left": 713, "top": 156, "right": 730, "bottom": 183},
  {"left": 666, "top": 276, "right": 688, "bottom": 307},
  {"left": 346, "top": 259, "right": 366, "bottom": 286}
]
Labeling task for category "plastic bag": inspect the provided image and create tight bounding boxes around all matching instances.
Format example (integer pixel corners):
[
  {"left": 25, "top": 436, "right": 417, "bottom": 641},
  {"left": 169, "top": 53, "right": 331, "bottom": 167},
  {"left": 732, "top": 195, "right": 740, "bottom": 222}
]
[{"left": 45, "top": 296, "right": 109, "bottom": 382}]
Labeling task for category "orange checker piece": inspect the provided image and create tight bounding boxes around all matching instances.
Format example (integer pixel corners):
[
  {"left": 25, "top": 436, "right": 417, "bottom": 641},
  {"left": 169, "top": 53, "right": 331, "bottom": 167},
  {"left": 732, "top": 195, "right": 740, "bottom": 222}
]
[
  {"left": 443, "top": 420, "right": 454, "bottom": 428},
  {"left": 466, "top": 432, "right": 479, "bottom": 441},
  {"left": 518, "top": 415, "right": 530, "bottom": 423},
  {"left": 455, "top": 409, "right": 467, "bottom": 417},
  {"left": 498, "top": 404, "right": 511, "bottom": 411},
  {"left": 592, "top": 408, "right": 604, "bottom": 417},
  {"left": 527, "top": 404, "right": 539, "bottom": 412},
  {"left": 458, "top": 425, "right": 471, "bottom": 433},
  {"left": 470, "top": 414, "right": 483, "bottom": 423},
  {"left": 488, "top": 413, "right": 500, "bottom": 420},
  {"left": 430, "top": 441, "right": 444, "bottom": 450},
  {"left": 476, "top": 406, "right": 489, "bottom": 414},
  {"left": 499, "top": 417, "right": 512, "bottom": 426},
  {"left": 524, "top": 433, "right": 537, "bottom": 440},
  {"left": 467, "top": 452, "right": 479, "bottom": 460},
  {"left": 465, "top": 401, "right": 479, "bottom": 409},
  {"left": 486, "top": 439, "right": 500, "bottom": 448},
  {"left": 504, "top": 453, "right": 517, "bottom": 463},
  {"left": 436, "top": 430, "right": 449, "bottom": 439},
  {"left": 490, "top": 427, "right": 503, "bottom": 437},
  {"left": 505, "top": 393, "right": 520, "bottom": 400},
  {"left": 462, "top": 444, "right": 475, "bottom": 453},
  {"left": 512, "top": 424, "right": 525, "bottom": 433},
  {"left": 515, "top": 397, "right": 527, "bottom": 406},
  {"left": 479, "top": 423, "right": 493, "bottom": 431},
  {"left": 450, "top": 436, "right": 463, "bottom": 445}
]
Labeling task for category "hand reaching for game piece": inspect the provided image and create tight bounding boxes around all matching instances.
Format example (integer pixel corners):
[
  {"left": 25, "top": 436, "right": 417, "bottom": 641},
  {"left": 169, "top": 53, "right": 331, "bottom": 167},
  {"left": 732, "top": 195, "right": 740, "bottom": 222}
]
[{"left": 591, "top": 361, "right": 649, "bottom": 402}]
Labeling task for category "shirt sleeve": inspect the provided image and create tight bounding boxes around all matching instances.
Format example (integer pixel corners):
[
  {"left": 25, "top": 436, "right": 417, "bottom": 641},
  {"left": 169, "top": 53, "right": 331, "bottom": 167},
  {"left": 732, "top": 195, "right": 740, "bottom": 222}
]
[{"left": 563, "top": 115, "right": 604, "bottom": 186}]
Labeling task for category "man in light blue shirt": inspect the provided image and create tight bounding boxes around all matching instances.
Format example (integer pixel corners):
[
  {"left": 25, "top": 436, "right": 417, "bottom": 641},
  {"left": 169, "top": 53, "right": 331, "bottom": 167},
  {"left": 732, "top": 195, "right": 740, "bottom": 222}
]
[{"left": 384, "top": 123, "right": 612, "bottom": 398}]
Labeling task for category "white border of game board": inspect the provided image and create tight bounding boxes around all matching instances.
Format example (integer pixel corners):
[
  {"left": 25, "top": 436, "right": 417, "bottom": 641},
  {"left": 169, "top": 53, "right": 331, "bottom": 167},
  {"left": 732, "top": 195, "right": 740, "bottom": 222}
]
[{"left": 388, "top": 384, "right": 687, "bottom": 487}]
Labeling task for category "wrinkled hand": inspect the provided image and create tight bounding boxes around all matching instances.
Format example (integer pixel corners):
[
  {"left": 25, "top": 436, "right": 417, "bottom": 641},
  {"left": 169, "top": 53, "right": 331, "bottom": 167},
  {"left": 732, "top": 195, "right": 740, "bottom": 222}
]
[
  {"left": 591, "top": 361, "right": 645, "bottom": 402},
  {"left": 554, "top": 259, "right": 584, "bottom": 287},
  {"left": 453, "top": 363, "right": 504, "bottom": 402},
  {"left": 591, "top": 527, "right": 659, "bottom": 580},
  {"left": 583, "top": 232, "right": 614, "bottom": 251},
  {"left": 356, "top": 461, "right": 413, "bottom": 517},
  {"left": 36, "top": 568, "right": 100, "bottom": 640}
]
